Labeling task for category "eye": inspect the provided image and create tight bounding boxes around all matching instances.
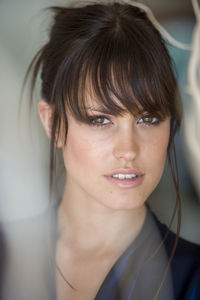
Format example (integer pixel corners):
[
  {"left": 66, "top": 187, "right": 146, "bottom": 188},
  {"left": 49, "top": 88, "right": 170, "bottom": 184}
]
[
  {"left": 89, "top": 115, "right": 111, "bottom": 127},
  {"left": 137, "top": 115, "right": 161, "bottom": 126}
]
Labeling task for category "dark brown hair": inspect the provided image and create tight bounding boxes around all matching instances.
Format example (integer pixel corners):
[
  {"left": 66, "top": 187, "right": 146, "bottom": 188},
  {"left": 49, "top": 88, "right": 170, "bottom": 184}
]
[{"left": 24, "top": 1, "right": 182, "bottom": 298}]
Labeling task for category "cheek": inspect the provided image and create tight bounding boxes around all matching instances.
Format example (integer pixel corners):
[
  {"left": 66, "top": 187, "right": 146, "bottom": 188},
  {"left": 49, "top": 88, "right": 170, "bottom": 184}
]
[
  {"left": 63, "top": 135, "right": 90, "bottom": 171},
  {"left": 63, "top": 129, "right": 110, "bottom": 173},
  {"left": 143, "top": 128, "right": 170, "bottom": 179},
  {"left": 147, "top": 135, "right": 169, "bottom": 162}
]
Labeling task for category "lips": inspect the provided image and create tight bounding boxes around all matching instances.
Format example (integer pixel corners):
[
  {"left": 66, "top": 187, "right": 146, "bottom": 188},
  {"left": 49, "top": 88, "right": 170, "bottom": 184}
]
[
  {"left": 105, "top": 169, "right": 144, "bottom": 189},
  {"left": 107, "top": 168, "right": 144, "bottom": 177}
]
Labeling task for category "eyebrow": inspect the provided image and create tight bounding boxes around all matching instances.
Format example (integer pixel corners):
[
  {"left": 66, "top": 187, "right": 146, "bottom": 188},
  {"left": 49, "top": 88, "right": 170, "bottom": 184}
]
[{"left": 86, "top": 106, "right": 112, "bottom": 114}]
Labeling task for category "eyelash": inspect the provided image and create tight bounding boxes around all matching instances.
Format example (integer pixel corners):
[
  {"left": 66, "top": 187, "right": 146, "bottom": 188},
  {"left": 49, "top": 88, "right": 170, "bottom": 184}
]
[
  {"left": 88, "top": 115, "right": 163, "bottom": 127},
  {"left": 137, "top": 115, "right": 163, "bottom": 126},
  {"left": 89, "top": 116, "right": 111, "bottom": 127}
]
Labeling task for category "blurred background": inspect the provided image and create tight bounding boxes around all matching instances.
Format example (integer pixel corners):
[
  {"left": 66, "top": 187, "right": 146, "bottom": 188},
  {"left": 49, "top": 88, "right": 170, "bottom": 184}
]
[{"left": 0, "top": 0, "right": 199, "bottom": 243}]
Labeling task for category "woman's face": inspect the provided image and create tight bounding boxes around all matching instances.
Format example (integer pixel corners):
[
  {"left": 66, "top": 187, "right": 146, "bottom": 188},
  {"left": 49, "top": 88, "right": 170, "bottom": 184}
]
[{"left": 62, "top": 98, "right": 170, "bottom": 211}]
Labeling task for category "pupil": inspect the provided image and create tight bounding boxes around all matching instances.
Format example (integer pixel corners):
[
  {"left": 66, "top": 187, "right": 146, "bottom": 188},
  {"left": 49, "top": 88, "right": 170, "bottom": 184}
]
[
  {"left": 97, "top": 117, "right": 103, "bottom": 123},
  {"left": 145, "top": 117, "right": 152, "bottom": 122}
]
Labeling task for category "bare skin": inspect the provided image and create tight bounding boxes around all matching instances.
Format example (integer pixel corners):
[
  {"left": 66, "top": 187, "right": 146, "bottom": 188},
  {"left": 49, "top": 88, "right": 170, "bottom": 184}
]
[{"left": 56, "top": 198, "right": 147, "bottom": 300}]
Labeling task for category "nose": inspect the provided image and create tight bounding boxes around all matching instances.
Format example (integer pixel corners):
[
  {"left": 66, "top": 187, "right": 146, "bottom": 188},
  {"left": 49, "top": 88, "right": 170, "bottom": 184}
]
[{"left": 112, "top": 125, "right": 139, "bottom": 162}]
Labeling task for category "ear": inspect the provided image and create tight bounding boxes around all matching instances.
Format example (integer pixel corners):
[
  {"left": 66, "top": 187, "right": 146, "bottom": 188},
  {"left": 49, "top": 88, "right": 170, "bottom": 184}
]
[
  {"left": 38, "top": 100, "right": 53, "bottom": 139},
  {"left": 38, "top": 100, "right": 64, "bottom": 148}
]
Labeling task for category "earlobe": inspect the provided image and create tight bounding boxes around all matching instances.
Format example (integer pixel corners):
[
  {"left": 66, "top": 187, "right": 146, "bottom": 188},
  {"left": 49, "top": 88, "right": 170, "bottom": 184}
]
[{"left": 38, "top": 100, "right": 53, "bottom": 139}]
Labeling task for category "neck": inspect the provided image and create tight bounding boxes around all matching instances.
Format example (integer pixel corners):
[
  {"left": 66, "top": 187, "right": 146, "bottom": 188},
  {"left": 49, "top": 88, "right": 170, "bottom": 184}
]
[{"left": 57, "top": 183, "right": 147, "bottom": 254}]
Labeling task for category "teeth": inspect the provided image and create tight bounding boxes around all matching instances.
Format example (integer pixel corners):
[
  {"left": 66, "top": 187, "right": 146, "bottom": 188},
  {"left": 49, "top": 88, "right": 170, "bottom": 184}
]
[{"left": 112, "top": 174, "right": 137, "bottom": 179}]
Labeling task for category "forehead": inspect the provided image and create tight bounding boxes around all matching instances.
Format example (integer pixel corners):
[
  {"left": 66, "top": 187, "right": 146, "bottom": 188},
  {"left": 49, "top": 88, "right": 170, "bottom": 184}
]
[
  {"left": 64, "top": 61, "right": 171, "bottom": 125},
  {"left": 78, "top": 81, "right": 162, "bottom": 121},
  {"left": 83, "top": 86, "right": 127, "bottom": 113},
  {"left": 79, "top": 75, "right": 146, "bottom": 115}
]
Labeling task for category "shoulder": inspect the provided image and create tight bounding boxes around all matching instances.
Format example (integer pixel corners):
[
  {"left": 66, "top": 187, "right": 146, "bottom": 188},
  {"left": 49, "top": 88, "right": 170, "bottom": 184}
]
[{"left": 154, "top": 216, "right": 200, "bottom": 300}]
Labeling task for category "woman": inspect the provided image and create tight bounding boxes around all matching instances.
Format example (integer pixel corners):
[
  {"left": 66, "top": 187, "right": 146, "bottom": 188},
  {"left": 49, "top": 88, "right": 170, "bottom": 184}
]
[{"left": 22, "top": 1, "right": 200, "bottom": 299}]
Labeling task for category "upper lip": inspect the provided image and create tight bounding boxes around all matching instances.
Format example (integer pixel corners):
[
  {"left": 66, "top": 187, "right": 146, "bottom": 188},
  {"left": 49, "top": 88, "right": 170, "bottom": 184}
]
[{"left": 106, "top": 168, "right": 144, "bottom": 177}]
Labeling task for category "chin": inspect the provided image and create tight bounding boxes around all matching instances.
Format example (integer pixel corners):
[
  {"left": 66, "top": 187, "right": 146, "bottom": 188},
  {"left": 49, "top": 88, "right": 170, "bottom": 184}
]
[{"left": 100, "top": 195, "right": 146, "bottom": 211}]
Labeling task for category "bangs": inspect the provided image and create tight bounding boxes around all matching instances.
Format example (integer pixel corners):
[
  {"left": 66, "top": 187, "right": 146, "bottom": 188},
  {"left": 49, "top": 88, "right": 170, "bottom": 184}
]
[
  {"left": 52, "top": 34, "right": 174, "bottom": 125},
  {"left": 48, "top": 4, "right": 178, "bottom": 127}
]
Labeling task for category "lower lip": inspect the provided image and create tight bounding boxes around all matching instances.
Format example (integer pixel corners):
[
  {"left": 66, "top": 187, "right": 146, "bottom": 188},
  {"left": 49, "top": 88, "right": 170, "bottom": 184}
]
[{"left": 106, "top": 175, "right": 144, "bottom": 189}]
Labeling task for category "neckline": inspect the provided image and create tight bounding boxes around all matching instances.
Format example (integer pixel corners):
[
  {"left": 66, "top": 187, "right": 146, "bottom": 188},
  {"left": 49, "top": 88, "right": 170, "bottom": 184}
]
[
  {"left": 49, "top": 204, "right": 156, "bottom": 299},
  {"left": 94, "top": 206, "right": 155, "bottom": 299}
]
